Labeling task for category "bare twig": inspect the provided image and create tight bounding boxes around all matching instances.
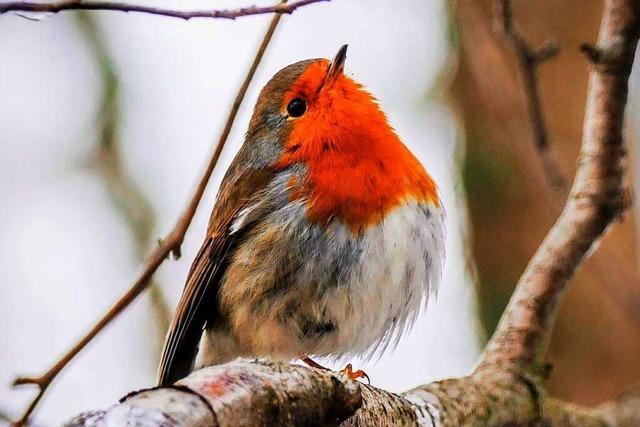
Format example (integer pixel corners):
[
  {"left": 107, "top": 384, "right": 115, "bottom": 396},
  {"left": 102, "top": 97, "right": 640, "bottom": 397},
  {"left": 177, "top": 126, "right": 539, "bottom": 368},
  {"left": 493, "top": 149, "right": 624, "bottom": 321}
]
[
  {"left": 11, "top": 4, "right": 293, "bottom": 425},
  {"left": 0, "top": 0, "right": 326, "bottom": 20},
  {"left": 496, "top": 0, "right": 566, "bottom": 193},
  {"left": 479, "top": 0, "right": 639, "bottom": 371}
]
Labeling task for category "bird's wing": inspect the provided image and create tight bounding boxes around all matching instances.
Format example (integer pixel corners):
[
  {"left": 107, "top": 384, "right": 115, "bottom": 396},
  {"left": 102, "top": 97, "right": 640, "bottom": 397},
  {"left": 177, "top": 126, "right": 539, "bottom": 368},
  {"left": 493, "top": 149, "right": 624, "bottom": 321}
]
[{"left": 156, "top": 164, "right": 277, "bottom": 386}]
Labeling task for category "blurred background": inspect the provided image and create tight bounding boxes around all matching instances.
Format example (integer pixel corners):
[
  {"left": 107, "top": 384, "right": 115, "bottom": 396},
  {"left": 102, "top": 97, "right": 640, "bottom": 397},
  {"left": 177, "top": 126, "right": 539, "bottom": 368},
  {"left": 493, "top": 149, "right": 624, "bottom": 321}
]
[{"left": 0, "top": 0, "right": 638, "bottom": 424}]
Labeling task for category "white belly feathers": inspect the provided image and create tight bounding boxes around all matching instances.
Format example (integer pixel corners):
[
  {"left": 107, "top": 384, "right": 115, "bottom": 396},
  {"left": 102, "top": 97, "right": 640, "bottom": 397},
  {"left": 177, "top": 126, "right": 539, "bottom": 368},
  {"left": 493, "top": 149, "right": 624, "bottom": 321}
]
[
  {"left": 316, "top": 200, "right": 445, "bottom": 359},
  {"left": 199, "top": 197, "right": 445, "bottom": 366}
]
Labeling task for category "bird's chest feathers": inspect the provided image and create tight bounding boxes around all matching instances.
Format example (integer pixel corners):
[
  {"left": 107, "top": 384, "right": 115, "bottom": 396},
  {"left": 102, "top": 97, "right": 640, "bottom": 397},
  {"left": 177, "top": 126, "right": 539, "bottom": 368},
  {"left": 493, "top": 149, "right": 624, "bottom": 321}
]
[{"left": 278, "top": 136, "right": 439, "bottom": 234}]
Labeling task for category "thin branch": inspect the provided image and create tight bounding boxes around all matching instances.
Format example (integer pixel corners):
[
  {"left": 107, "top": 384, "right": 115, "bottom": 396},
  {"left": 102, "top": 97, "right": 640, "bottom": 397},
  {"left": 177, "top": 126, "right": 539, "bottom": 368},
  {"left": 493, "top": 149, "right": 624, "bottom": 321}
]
[
  {"left": 0, "top": 0, "right": 327, "bottom": 20},
  {"left": 496, "top": 0, "right": 566, "bottom": 193},
  {"left": 479, "top": 0, "right": 639, "bottom": 371},
  {"left": 10, "top": 3, "right": 293, "bottom": 425}
]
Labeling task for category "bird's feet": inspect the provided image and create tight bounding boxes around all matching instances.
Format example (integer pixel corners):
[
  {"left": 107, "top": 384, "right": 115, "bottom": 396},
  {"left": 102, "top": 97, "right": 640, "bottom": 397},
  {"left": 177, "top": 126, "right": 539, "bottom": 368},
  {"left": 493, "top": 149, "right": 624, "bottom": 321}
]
[
  {"left": 341, "top": 363, "right": 370, "bottom": 383},
  {"left": 300, "top": 356, "right": 369, "bottom": 383}
]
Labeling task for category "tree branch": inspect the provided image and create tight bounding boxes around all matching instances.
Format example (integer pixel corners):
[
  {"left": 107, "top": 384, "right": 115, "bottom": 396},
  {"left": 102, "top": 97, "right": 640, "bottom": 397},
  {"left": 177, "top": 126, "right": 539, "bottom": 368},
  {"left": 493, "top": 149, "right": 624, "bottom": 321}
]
[
  {"left": 479, "top": 0, "right": 639, "bottom": 371},
  {"left": 67, "top": 361, "right": 362, "bottom": 427},
  {"left": 0, "top": 0, "right": 327, "bottom": 20},
  {"left": 497, "top": 0, "right": 640, "bottom": 342},
  {"left": 10, "top": 3, "right": 294, "bottom": 425},
  {"left": 66, "top": 360, "right": 640, "bottom": 426}
]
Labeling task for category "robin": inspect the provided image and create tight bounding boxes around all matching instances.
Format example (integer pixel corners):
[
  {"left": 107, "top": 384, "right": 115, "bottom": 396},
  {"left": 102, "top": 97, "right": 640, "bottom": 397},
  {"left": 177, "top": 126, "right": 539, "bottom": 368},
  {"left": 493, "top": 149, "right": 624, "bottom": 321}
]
[{"left": 157, "top": 45, "right": 445, "bottom": 386}]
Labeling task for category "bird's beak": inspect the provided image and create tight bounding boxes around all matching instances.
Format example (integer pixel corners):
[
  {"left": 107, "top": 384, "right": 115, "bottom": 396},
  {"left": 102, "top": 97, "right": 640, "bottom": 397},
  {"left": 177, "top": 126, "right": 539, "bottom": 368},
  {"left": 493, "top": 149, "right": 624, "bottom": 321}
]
[
  {"left": 321, "top": 44, "right": 348, "bottom": 89},
  {"left": 327, "top": 44, "right": 348, "bottom": 79}
]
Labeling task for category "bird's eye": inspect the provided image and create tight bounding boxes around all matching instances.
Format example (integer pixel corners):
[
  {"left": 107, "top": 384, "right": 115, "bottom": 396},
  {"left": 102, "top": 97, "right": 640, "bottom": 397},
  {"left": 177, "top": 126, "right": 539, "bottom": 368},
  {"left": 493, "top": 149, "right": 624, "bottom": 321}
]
[{"left": 287, "top": 98, "right": 307, "bottom": 118}]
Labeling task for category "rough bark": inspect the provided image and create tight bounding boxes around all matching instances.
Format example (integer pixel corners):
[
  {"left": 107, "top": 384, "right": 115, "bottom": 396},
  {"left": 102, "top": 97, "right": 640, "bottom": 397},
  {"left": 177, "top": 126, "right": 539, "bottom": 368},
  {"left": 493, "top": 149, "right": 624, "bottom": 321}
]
[
  {"left": 67, "top": 360, "right": 361, "bottom": 427},
  {"left": 66, "top": 360, "right": 640, "bottom": 426}
]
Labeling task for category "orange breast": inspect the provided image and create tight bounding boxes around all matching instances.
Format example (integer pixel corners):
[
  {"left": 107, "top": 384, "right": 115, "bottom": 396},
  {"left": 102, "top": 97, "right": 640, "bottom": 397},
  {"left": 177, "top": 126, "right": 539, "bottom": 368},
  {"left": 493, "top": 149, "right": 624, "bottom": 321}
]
[
  {"left": 275, "top": 61, "right": 439, "bottom": 234},
  {"left": 300, "top": 143, "right": 437, "bottom": 234}
]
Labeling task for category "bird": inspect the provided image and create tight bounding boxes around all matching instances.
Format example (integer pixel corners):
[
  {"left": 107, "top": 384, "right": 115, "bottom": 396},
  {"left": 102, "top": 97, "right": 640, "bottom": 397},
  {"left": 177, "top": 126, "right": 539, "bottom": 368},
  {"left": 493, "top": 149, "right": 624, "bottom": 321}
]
[{"left": 157, "top": 45, "right": 445, "bottom": 387}]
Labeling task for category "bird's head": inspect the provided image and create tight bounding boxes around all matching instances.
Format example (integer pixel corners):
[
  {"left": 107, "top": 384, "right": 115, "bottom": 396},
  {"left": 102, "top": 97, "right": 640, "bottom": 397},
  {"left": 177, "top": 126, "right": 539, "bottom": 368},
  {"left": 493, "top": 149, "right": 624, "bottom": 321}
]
[{"left": 246, "top": 45, "right": 392, "bottom": 160}]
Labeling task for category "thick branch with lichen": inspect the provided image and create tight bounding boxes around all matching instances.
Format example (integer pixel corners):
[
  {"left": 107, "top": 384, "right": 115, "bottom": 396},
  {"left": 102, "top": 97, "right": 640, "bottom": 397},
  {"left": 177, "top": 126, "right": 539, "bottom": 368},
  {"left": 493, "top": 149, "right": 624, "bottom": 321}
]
[{"left": 66, "top": 360, "right": 640, "bottom": 426}]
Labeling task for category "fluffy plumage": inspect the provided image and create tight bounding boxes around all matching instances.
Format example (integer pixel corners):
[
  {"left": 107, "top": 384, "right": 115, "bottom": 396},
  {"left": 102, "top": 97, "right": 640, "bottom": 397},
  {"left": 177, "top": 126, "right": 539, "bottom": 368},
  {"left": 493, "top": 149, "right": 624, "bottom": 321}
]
[{"left": 157, "top": 47, "right": 445, "bottom": 386}]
